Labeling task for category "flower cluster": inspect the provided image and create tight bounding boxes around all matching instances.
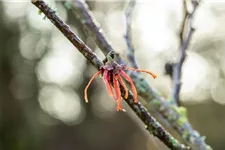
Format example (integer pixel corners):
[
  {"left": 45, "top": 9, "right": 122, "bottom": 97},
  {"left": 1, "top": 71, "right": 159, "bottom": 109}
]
[{"left": 84, "top": 51, "right": 157, "bottom": 111}]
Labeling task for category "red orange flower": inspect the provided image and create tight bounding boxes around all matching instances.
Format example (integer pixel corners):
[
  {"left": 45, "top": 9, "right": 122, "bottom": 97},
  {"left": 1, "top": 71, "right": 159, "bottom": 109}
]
[{"left": 84, "top": 51, "right": 157, "bottom": 111}]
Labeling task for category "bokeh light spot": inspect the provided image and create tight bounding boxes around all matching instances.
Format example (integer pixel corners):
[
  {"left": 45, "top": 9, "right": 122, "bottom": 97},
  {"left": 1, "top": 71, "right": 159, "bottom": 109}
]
[{"left": 38, "top": 85, "right": 85, "bottom": 125}]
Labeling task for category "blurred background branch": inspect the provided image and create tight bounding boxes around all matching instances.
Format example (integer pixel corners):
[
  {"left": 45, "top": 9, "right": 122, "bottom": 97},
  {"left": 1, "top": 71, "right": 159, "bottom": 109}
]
[
  {"left": 124, "top": 0, "right": 138, "bottom": 69},
  {"left": 171, "top": 0, "right": 200, "bottom": 106}
]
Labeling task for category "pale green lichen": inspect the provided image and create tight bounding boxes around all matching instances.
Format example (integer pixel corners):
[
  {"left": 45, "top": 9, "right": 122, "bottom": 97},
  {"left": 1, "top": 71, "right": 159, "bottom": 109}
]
[
  {"left": 64, "top": 1, "right": 72, "bottom": 10},
  {"left": 170, "top": 106, "right": 188, "bottom": 125},
  {"left": 182, "top": 131, "right": 189, "bottom": 140},
  {"left": 177, "top": 116, "right": 188, "bottom": 126},
  {"left": 176, "top": 106, "right": 187, "bottom": 117},
  {"left": 152, "top": 99, "right": 161, "bottom": 108}
]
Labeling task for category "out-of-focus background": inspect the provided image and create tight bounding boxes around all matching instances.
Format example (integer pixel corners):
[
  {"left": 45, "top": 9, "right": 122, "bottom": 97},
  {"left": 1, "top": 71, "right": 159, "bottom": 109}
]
[{"left": 0, "top": 1, "right": 225, "bottom": 150}]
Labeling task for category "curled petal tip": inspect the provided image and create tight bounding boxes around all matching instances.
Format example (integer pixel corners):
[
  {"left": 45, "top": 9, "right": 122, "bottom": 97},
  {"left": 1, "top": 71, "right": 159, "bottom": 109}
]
[
  {"left": 153, "top": 75, "right": 157, "bottom": 79},
  {"left": 116, "top": 106, "right": 122, "bottom": 111},
  {"left": 124, "top": 94, "right": 128, "bottom": 99},
  {"left": 84, "top": 95, "right": 89, "bottom": 103},
  {"left": 116, "top": 107, "right": 126, "bottom": 112},
  {"left": 125, "top": 67, "right": 157, "bottom": 79},
  {"left": 84, "top": 70, "right": 102, "bottom": 103},
  {"left": 116, "top": 108, "right": 126, "bottom": 112},
  {"left": 133, "top": 98, "right": 138, "bottom": 103}
]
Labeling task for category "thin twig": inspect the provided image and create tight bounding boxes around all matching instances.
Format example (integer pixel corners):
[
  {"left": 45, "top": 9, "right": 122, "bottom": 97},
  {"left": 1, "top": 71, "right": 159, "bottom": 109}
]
[
  {"left": 179, "top": 0, "right": 188, "bottom": 46},
  {"left": 172, "top": 0, "right": 200, "bottom": 105},
  {"left": 124, "top": 0, "right": 138, "bottom": 68},
  {"left": 70, "top": 1, "right": 212, "bottom": 150},
  {"left": 31, "top": 1, "right": 188, "bottom": 149}
]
